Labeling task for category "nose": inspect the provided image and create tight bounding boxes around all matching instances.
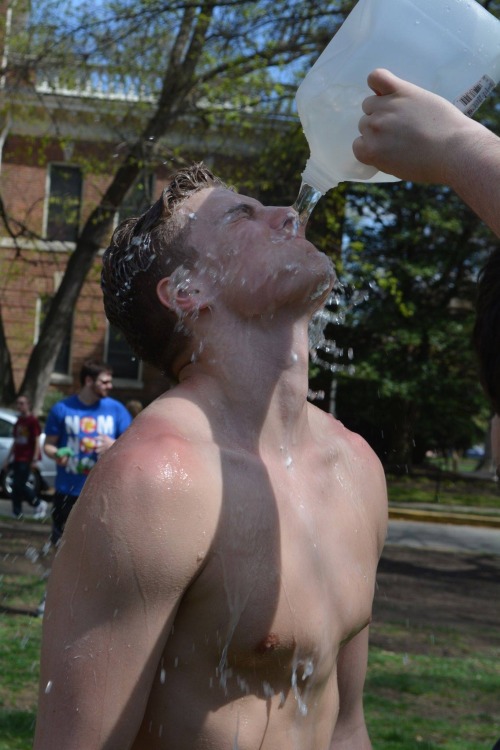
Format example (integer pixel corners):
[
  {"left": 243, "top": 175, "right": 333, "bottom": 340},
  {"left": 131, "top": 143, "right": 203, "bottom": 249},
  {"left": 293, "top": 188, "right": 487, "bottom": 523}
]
[{"left": 268, "top": 206, "right": 301, "bottom": 237}]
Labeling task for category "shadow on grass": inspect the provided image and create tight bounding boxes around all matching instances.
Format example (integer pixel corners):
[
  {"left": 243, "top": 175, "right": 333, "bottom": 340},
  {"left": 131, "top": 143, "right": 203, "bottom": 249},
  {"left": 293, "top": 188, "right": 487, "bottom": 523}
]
[
  {"left": 0, "top": 606, "right": 39, "bottom": 618},
  {"left": 0, "top": 708, "right": 36, "bottom": 750}
]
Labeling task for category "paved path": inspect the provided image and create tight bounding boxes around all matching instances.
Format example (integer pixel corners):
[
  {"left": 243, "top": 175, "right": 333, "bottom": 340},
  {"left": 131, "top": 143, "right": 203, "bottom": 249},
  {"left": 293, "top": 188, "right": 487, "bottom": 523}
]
[{"left": 386, "top": 519, "right": 500, "bottom": 555}]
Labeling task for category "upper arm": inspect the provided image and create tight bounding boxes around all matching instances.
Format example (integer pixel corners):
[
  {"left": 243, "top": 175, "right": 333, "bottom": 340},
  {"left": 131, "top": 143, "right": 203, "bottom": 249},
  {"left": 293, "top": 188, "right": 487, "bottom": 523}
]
[
  {"left": 448, "top": 122, "right": 500, "bottom": 238},
  {"left": 348, "top": 429, "right": 388, "bottom": 558},
  {"left": 34, "top": 437, "right": 211, "bottom": 750},
  {"left": 33, "top": 434, "right": 41, "bottom": 460},
  {"left": 331, "top": 627, "right": 372, "bottom": 749},
  {"left": 42, "top": 434, "right": 58, "bottom": 459}
]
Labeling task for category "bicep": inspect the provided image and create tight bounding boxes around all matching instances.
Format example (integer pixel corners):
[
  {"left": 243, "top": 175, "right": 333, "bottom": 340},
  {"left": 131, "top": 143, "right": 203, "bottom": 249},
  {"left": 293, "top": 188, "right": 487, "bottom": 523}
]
[{"left": 34, "top": 475, "right": 185, "bottom": 749}]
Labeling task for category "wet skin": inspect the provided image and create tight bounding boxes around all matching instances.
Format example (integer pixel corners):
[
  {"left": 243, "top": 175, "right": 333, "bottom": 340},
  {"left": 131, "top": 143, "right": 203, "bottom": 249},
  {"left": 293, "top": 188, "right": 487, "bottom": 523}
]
[{"left": 34, "top": 187, "right": 387, "bottom": 750}]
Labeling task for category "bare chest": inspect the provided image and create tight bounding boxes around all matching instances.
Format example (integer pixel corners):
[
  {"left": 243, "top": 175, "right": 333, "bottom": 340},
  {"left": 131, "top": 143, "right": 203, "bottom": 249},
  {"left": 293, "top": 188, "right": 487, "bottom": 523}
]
[{"left": 168, "top": 454, "right": 378, "bottom": 688}]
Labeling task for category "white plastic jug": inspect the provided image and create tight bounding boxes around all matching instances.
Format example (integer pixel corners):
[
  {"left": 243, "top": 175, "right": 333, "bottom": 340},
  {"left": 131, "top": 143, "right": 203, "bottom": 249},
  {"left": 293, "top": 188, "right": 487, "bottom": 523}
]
[{"left": 296, "top": 0, "right": 500, "bottom": 196}]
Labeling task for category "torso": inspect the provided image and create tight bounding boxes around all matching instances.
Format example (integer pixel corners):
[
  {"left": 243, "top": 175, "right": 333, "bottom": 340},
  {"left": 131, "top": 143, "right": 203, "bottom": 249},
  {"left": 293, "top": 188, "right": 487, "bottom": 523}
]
[
  {"left": 13, "top": 415, "right": 40, "bottom": 462},
  {"left": 128, "top": 402, "right": 385, "bottom": 750}
]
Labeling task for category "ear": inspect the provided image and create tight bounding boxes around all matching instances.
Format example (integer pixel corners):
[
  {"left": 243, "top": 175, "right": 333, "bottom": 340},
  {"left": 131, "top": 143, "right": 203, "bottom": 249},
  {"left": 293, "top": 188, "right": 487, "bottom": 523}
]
[{"left": 156, "top": 275, "right": 212, "bottom": 315}]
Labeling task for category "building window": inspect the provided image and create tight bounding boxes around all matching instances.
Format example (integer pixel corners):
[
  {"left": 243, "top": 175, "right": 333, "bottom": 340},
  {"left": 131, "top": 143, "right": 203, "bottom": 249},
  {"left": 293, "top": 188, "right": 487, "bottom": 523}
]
[
  {"left": 46, "top": 164, "right": 82, "bottom": 242},
  {"left": 105, "top": 325, "right": 141, "bottom": 382},
  {"left": 116, "top": 171, "right": 155, "bottom": 225},
  {"left": 35, "top": 295, "right": 73, "bottom": 376}
]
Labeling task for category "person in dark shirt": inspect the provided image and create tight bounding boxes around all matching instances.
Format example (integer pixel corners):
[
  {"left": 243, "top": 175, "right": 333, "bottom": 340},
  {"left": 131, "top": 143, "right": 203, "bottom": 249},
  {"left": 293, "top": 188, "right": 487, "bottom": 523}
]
[{"left": 1, "top": 395, "right": 48, "bottom": 519}]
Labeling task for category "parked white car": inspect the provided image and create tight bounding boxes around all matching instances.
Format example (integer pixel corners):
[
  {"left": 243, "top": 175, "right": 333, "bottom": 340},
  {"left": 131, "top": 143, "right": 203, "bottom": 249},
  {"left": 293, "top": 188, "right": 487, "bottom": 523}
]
[{"left": 0, "top": 407, "right": 56, "bottom": 498}]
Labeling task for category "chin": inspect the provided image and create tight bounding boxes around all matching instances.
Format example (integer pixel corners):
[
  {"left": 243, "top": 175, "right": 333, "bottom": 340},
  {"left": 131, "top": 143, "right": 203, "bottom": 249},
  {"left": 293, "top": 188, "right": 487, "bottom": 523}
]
[{"left": 309, "top": 279, "right": 334, "bottom": 312}]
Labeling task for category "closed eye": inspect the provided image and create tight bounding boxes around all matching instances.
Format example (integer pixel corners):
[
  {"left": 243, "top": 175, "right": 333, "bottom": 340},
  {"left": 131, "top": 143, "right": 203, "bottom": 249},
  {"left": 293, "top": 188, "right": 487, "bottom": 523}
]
[{"left": 224, "top": 203, "right": 256, "bottom": 221}]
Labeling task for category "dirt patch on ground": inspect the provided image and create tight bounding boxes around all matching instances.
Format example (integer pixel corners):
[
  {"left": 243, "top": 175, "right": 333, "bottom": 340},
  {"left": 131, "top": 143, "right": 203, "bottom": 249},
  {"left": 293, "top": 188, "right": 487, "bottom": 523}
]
[{"left": 372, "top": 544, "right": 500, "bottom": 657}]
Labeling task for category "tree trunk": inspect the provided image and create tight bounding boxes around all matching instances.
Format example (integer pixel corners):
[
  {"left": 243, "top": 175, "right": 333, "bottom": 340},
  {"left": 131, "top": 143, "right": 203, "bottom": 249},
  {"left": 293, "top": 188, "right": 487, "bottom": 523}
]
[
  {"left": 387, "top": 399, "right": 418, "bottom": 471},
  {"left": 0, "top": 306, "right": 16, "bottom": 405},
  {"left": 18, "top": 158, "right": 141, "bottom": 414},
  {"left": 17, "top": 7, "right": 213, "bottom": 414}
]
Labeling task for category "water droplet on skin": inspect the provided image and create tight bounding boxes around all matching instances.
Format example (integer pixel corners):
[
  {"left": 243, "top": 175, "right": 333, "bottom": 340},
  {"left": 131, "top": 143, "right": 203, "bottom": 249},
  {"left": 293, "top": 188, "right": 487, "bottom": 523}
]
[
  {"left": 262, "top": 681, "right": 274, "bottom": 698},
  {"left": 160, "top": 668, "right": 166, "bottom": 684},
  {"left": 45, "top": 680, "right": 53, "bottom": 694},
  {"left": 285, "top": 455, "right": 293, "bottom": 468},
  {"left": 291, "top": 657, "right": 314, "bottom": 715},
  {"left": 299, "top": 659, "right": 313, "bottom": 680}
]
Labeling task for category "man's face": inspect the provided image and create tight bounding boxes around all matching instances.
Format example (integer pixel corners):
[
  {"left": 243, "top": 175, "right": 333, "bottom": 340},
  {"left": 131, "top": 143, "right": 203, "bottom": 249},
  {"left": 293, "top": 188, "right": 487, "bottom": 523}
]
[
  {"left": 179, "top": 187, "right": 335, "bottom": 316},
  {"left": 16, "top": 397, "right": 30, "bottom": 415},
  {"left": 91, "top": 372, "right": 113, "bottom": 399}
]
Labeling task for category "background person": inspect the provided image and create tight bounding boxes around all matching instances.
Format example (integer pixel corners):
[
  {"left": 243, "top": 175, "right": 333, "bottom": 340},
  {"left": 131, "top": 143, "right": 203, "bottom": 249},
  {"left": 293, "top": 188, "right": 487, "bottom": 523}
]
[
  {"left": 43, "top": 359, "right": 132, "bottom": 546},
  {"left": 353, "top": 68, "right": 500, "bottom": 237},
  {"left": 1, "top": 395, "right": 48, "bottom": 520},
  {"left": 34, "top": 164, "right": 388, "bottom": 750},
  {"left": 126, "top": 398, "right": 144, "bottom": 418}
]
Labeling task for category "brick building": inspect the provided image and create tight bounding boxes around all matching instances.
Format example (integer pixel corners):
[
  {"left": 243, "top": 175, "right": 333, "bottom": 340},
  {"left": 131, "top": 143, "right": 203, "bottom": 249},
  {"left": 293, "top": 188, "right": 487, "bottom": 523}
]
[{"left": 0, "top": 1, "right": 262, "bottom": 412}]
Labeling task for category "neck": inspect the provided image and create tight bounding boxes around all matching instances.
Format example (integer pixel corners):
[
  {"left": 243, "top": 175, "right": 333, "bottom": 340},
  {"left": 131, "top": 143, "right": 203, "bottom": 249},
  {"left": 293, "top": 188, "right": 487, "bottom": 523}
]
[
  {"left": 77, "top": 386, "right": 100, "bottom": 406},
  {"left": 177, "top": 311, "right": 313, "bottom": 452}
]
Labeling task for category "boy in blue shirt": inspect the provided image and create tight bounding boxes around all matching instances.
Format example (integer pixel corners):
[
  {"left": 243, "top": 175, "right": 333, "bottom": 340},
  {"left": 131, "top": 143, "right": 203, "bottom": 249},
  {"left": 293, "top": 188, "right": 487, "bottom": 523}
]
[{"left": 44, "top": 359, "right": 132, "bottom": 546}]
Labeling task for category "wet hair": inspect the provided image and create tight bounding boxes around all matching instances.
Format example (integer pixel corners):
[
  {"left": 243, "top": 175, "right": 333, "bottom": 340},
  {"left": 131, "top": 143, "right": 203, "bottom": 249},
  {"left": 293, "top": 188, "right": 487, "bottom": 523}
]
[
  {"left": 472, "top": 247, "right": 500, "bottom": 414},
  {"left": 101, "top": 163, "right": 227, "bottom": 381},
  {"left": 80, "top": 360, "right": 112, "bottom": 386}
]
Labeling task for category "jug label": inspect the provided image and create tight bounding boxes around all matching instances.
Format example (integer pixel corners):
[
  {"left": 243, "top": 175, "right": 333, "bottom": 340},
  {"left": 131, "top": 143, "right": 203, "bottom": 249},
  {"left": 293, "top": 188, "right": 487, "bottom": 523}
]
[{"left": 453, "top": 75, "right": 497, "bottom": 117}]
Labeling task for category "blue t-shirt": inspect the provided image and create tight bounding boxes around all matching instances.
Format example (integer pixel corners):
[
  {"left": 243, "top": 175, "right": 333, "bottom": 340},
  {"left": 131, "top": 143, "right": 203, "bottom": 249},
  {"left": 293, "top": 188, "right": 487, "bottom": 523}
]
[{"left": 45, "top": 395, "right": 132, "bottom": 496}]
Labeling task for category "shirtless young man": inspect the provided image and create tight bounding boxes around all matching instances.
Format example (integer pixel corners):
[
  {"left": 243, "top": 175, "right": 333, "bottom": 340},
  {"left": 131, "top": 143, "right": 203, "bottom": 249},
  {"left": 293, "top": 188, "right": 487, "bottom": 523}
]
[{"left": 33, "top": 164, "right": 388, "bottom": 750}]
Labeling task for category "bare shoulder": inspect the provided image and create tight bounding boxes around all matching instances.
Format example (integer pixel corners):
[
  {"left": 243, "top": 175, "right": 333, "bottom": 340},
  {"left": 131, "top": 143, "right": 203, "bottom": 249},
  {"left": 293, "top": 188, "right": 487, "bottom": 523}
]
[
  {"left": 89, "top": 407, "right": 219, "bottom": 503},
  {"left": 63, "top": 399, "right": 222, "bottom": 589},
  {"left": 310, "top": 403, "right": 383, "bottom": 467},
  {"left": 309, "top": 404, "right": 388, "bottom": 550}
]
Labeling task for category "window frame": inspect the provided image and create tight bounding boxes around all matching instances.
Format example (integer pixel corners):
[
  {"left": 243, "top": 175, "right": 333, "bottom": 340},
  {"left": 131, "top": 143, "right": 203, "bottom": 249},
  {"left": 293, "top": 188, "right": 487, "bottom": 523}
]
[
  {"left": 44, "top": 163, "right": 83, "bottom": 243},
  {"left": 104, "top": 323, "right": 143, "bottom": 388}
]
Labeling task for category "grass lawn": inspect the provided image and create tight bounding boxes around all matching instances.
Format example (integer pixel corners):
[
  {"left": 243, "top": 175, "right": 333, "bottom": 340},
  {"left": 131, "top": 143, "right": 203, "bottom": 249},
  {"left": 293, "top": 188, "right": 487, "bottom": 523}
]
[
  {"left": 387, "top": 464, "right": 500, "bottom": 510},
  {"left": 366, "top": 646, "right": 499, "bottom": 749},
  {"left": 0, "top": 588, "right": 44, "bottom": 750},
  {"left": 2, "top": 612, "right": 498, "bottom": 750},
  {"left": 1, "top": 511, "right": 499, "bottom": 749}
]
